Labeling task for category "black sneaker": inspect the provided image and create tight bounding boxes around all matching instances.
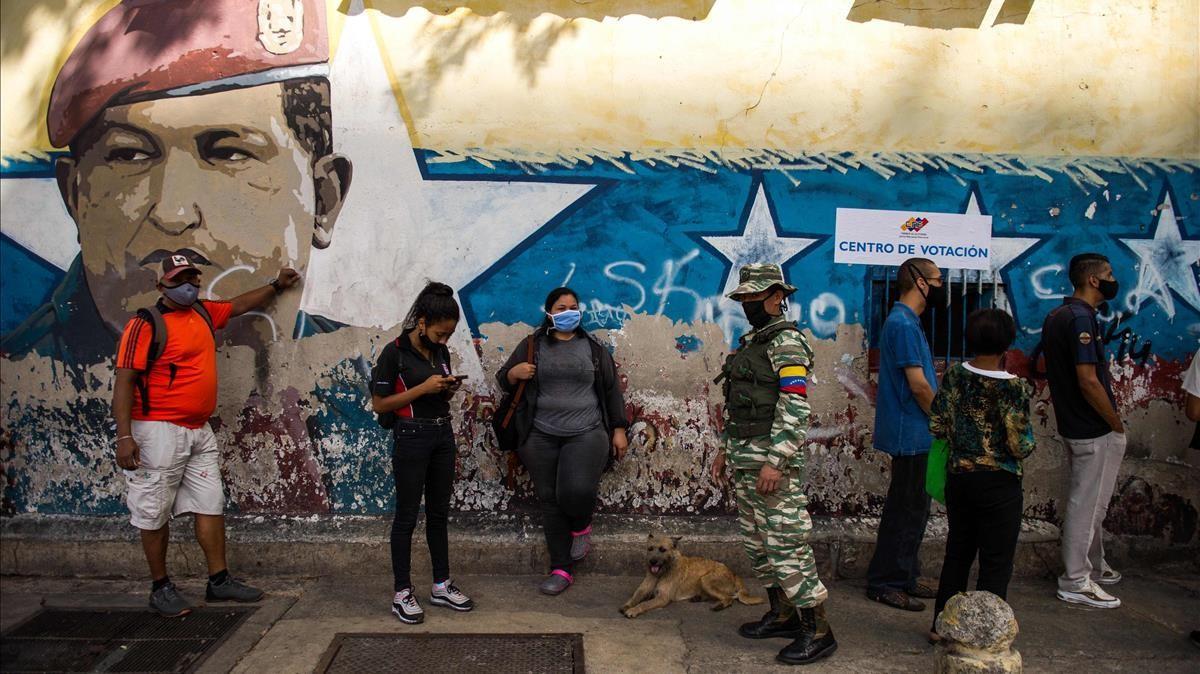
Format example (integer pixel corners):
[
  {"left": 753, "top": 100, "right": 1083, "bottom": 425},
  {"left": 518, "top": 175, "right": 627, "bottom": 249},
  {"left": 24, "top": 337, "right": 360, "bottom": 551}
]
[
  {"left": 149, "top": 581, "right": 193, "bottom": 618},
  {"left": 430, "top": 580, "right": 475, "bottom": 611},
  {"left": 393, "top": 588, "right": 424, "bottom": 624},
  {"left": 206, "top": 575, "right": 264, "bottom": 602}
]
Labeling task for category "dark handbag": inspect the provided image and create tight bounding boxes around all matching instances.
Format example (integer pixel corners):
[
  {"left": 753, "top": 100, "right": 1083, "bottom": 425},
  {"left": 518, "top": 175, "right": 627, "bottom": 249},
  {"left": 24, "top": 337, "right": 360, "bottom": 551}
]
[{"left": 492, "top": 334, "right": 535, "bottom": 453}]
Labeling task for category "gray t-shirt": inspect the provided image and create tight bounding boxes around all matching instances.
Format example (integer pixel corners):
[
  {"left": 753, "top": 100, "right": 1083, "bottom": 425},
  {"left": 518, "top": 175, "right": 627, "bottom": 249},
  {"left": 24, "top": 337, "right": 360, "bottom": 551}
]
[{"left": 534, "top": 335, "right": 602, "bottom": 435}]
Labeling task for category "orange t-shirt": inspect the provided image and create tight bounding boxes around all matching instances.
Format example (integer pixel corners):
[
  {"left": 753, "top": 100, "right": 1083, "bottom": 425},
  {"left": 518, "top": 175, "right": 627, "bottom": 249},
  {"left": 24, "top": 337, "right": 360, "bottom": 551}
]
[{"left": 116, "top": 301, "right": 233, "bottom": 429}]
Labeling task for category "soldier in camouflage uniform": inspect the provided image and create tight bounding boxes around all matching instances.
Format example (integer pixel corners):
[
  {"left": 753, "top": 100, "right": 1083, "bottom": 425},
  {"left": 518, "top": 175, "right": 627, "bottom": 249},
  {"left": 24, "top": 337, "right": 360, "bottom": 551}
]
[{"left": 711, "top": 263, "right": 837, "bottom": 666}]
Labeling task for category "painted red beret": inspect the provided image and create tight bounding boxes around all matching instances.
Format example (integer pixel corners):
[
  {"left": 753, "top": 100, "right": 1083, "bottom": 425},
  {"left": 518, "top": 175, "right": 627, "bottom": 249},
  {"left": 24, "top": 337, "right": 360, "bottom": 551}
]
[{"left": 47, "top": 0, "right": 328, "bottom": 148}]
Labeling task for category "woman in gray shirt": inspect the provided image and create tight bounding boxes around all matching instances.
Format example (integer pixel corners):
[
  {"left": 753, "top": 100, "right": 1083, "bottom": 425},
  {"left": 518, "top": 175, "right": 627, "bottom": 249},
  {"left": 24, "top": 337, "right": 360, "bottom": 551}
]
[{"left": 496, "top": 287, "right": 629, "bottom": 595}]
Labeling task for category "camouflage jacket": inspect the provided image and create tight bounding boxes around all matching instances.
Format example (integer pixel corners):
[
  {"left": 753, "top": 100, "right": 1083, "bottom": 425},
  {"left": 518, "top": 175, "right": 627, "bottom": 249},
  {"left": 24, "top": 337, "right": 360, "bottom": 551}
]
[{"left": 722, "top": 315, "right": 813, "bottom": 471}]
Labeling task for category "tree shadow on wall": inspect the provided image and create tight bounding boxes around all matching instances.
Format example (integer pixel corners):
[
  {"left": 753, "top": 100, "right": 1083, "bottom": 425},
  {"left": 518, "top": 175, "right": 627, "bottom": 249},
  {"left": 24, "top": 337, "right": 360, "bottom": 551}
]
[{"left": 348, "top": 0, "right": 715, "bottom": 115}]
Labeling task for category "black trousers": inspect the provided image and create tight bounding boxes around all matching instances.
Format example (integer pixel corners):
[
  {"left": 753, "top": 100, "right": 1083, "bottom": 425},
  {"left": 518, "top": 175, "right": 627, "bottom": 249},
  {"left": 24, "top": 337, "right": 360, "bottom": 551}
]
[
  {"left": 868, "top": 453, "right": 932, "bottom": 593},
  {"left": 391, "top": 421, "right": 455, "bottom": 591},
  {"left": 517, "top": 427, "right": 610, "bottom": 570},
  {"left": 934, "top": 470, "right": 1023, "bottom": 618}
]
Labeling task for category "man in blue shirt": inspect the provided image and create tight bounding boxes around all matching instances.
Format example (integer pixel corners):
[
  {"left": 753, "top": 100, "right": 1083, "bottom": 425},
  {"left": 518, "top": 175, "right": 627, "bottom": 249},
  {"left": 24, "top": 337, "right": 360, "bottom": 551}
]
[{"left": 867, "top": 258, "right": 944, "bottom": 611}]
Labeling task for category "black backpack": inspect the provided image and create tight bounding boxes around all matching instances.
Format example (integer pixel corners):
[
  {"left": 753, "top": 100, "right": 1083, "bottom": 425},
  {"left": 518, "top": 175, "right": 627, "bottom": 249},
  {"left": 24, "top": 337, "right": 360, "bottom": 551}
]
[{"left": 133, "top": 303, "right": 214, "bottom": 415}]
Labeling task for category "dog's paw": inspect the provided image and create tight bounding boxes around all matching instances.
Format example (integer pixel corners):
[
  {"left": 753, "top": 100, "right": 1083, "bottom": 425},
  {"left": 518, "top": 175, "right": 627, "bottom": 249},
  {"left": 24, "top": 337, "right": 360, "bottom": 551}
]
[{"left": 622, "top": 608, "right": 639, "bottom": 619}]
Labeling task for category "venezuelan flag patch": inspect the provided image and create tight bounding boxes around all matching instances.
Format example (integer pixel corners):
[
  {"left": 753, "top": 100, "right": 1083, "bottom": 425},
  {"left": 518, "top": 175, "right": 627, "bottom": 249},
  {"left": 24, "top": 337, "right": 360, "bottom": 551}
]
[{"left": 778, "top": 365, "right": 808, "bottom": 396}]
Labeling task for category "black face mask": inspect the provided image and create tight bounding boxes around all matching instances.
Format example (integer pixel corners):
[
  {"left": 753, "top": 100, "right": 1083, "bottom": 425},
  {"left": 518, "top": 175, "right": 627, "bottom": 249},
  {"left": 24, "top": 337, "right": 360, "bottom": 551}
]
[
  {"left": 741, "top": 299, "right": 774, "bottom": 329},
  {"left": 907, "top": 265, "right": 946, "bottom": 309},
  {"left": 419, "top": 332, "right": 441, "bottom": 352},
  {"left": 1097, "top": 278, "right": 1119, "bottom": 301}
]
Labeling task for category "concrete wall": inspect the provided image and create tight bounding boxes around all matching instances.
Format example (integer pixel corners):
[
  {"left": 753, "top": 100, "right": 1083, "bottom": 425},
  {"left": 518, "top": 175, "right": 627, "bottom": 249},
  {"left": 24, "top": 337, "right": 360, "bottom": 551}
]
[{"left": 1, "top": 1, "right": 1198, "bottom": 549}]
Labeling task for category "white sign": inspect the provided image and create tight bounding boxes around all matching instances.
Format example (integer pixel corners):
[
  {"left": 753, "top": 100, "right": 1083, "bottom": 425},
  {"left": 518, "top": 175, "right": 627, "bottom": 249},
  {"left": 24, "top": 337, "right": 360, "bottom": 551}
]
[{"left": 834, "top": 207, "right": 992, "bottom": 270}]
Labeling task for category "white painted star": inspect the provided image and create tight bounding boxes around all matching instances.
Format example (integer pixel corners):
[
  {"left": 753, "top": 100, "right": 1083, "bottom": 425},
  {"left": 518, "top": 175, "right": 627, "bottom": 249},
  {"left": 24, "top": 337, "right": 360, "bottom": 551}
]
[
  {"left": 302, "top": 5, "right": 595, "bottom": 378},
  {"left": 1119, "top": 191, "right": 1200, "bottom": 319},
  {"left": 700, "top": 182, "right": 820, "bottom": 297},
  {"left": 964, "top": 190, "right": 1041, "bottom": 311}
]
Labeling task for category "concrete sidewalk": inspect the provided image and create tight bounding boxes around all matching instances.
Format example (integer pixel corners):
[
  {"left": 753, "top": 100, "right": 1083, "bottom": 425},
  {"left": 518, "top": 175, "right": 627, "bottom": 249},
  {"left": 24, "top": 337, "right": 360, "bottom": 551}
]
[{"left": 3, "top": 566, "right": 1197, "bottom": 673}]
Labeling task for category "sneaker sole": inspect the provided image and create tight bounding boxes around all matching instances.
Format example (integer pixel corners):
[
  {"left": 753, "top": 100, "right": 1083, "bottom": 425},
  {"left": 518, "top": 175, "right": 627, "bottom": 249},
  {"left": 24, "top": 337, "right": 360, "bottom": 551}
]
[
  {"left": 150, "top": 606, "right": 192, "bottom": 619},
  {"left": 1093, "top": 576, "right": 1122, "bottom": 586},
  {"left": 429, "top": 596, "right": 475, "bottom": 612},
  {"left": 1055, "top": 591, "right": 1120, "bottom": 609},
  {"left": 392, "top": 607, "right": 424, "bottom": 624}
]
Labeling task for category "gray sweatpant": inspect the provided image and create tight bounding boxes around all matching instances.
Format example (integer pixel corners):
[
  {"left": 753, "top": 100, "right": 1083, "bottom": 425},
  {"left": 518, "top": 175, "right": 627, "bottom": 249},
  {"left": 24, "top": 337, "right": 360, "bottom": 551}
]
[{"left": 1058, "top": 431, "right": 1126, "bottom": 592}]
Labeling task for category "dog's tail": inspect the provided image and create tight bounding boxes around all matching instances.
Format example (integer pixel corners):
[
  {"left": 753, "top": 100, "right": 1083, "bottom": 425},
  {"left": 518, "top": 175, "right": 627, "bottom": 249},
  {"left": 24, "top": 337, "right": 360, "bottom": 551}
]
[{"left": 735, "top": 576, "right": 766, "bottom": 605}]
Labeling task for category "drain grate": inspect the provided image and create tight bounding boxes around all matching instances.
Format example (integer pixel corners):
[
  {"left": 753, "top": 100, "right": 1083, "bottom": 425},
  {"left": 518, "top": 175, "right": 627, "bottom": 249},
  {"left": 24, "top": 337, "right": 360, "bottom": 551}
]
[
  {"left": 1, "top": 607, "right": 253, "bottom": 673},
  {"left": 316, "top": 633, "right": 585, "bottom": 674}
]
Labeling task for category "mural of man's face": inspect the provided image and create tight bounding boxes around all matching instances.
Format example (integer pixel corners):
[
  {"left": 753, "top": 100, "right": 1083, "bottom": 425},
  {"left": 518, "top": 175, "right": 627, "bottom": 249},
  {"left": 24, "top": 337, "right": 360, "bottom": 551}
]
[{"left": 55, "top": 82, "right": 351, "bottom": 345}]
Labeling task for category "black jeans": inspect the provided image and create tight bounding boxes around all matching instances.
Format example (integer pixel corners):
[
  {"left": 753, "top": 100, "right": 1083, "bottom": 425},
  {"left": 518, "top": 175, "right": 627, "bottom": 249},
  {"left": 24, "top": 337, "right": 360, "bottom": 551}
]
[
  {"left": 868, "top": 453, "right": 932, "bottom": 593},
  {"left": 934, "top": 470, "right": 1023, "bottom": 619},
  {"left": 391, "top": 420, "right": 455, "bottom": 591},
  {"left": 517, "top": 427, "right": 610, "bottom": 570}
]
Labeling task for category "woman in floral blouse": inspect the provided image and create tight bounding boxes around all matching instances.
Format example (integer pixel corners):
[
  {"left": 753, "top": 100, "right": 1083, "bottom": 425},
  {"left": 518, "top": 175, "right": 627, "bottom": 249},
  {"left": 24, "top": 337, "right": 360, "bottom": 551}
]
[{"left": 929, "top": 308, "right": 1036, "bottom": 634}]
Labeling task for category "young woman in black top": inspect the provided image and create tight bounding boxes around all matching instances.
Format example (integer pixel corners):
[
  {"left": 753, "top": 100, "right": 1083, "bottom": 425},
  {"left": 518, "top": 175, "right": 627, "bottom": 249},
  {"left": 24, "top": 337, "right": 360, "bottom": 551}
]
[
  {"left": 371, "top": 282, "right": 473, "bottom": 624},
  {"left": 496, "top": 287, "right": 629, "bottom": 596}
]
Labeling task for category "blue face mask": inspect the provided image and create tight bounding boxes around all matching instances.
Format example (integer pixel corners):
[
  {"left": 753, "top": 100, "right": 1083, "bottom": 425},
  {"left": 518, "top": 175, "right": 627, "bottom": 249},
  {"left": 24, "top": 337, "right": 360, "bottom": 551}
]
[
  {"left": 162, "top": 282, "right": 200, "bottom": 307},
  {"left": 548, "top": 309, "right": 582, "bottom": 332}
]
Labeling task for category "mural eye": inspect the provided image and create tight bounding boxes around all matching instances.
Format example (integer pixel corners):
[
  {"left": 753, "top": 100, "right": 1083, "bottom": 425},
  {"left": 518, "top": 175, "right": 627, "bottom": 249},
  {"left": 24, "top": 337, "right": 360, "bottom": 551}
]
[
  {"left": 207, "top": 146, "right": 254, "bottom": 162},
  {"left": 105, "top": 148, "right": 151, "bottom": 162}
]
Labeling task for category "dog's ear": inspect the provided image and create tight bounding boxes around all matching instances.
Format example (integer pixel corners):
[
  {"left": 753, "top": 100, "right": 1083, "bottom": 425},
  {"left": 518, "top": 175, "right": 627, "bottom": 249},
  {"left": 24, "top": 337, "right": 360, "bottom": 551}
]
[{"left": 671, "top": 535, "right": 682, "bottom": 547}]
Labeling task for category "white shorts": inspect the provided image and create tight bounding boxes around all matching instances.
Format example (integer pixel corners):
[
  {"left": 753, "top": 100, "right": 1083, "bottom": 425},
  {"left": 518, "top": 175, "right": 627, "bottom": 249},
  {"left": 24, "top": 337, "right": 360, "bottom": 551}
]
[{"left": 124, "top": 420, "right": 224, "bottom": 530}]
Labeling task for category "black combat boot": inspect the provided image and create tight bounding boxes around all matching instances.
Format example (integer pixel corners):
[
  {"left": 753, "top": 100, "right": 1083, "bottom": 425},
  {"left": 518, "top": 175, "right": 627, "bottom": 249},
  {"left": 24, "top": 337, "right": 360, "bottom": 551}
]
[
  {"left": 776, "top": 603, "right": 837, "bottom": 665},
  {"left": 738, "top": 587, "right": 802, "bottom": 639}
]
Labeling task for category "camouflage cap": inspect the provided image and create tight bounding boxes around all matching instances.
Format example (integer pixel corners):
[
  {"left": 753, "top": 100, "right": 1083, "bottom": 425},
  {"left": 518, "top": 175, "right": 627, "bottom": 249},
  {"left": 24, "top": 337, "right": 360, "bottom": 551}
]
[{"left": 726, "top": 263, "right": 797, "bottom": 300}]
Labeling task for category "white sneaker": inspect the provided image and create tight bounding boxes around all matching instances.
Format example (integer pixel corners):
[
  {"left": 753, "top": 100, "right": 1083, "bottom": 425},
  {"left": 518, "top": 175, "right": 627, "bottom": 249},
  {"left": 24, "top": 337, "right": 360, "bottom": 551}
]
[
  {"left": 1092, "top": 567, "right": 1122, "bottom": 586},
  {"left": 430, "top": 579, "right": 475, "bottom": 612},
  {"left": 1057, "top": 581, "right": 1121, "bottom": 609}
]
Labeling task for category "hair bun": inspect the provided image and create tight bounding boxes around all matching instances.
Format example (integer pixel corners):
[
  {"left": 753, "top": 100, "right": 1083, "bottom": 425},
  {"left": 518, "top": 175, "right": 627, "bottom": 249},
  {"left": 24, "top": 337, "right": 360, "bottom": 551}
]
[{"left": 421, "top": 281, "right": 454, "bottom": 298}]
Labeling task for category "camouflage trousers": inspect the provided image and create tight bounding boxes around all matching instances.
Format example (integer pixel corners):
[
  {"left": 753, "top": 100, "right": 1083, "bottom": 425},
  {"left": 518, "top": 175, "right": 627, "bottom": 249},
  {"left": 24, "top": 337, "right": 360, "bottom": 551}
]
[{"left": 734, "top": 467, "right": 828, "bottom": 609}]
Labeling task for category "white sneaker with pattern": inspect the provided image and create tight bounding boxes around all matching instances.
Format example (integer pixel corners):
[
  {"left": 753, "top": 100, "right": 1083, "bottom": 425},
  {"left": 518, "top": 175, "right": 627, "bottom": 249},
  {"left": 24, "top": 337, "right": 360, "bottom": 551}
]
[
  {"left": 392, "top": 588, "right": 424, "bottom": 624},
  {"left": 430, "top": 579, "right": 475, "bottom": 611},
  {"left": 1057, "top": 581, "right": 1121, "bottom": 609}
]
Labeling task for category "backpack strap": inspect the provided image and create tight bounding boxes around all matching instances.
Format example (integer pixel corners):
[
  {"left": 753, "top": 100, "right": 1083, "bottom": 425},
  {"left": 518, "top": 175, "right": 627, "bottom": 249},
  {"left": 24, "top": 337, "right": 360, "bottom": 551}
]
[
  {"left": 192, "top": 300, "right": 215, "bottom": 335},
  {"left": 134, "top": 307, "right": 167, "bottom": 416}
]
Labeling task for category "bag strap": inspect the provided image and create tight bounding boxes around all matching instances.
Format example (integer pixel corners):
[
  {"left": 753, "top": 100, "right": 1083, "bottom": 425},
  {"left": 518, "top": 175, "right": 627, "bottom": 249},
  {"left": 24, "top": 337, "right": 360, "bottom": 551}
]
[
  {"left": 500, "top": 333, "right": 537, "bottom": 429},
  {"left": 134, "top": 307, "right": 168, "bottom": 416},
  {"left": 192, "top": 300, "right": 215, "bottom": 335}
]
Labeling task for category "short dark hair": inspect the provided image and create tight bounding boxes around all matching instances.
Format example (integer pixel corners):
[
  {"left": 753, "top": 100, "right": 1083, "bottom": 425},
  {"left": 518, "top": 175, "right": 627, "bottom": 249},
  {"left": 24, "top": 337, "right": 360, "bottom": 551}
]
[
  {"left": 1068, "top": 253, "right": 1110, "bottom": 289},
  {"left": 69, "top": 77, "right": 333, "bottom": 162},
  {"left": 403, "top": 281, "right": 459, "bottom": 330},
  {"left": 897, "top": 258, "right": 938, "bottom": 293},
  {"left": 542, "top": 287, "right": 580, "bottom": 329},
  {"left": 965, "top": 308, "right": 1016, "bottom": 356}
]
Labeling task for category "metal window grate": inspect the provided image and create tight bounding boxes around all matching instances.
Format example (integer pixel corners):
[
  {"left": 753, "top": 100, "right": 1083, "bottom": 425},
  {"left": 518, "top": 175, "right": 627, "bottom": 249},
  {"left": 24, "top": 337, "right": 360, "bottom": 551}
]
[
  {"left": 868, "top": 266, "right": 1004, "bottom": 368},
  {"left": 316, "top": 633, "right": 586, "bottom": 674},
  {"left": 0, "top": 607, "right": 253, "bottom": 673}
]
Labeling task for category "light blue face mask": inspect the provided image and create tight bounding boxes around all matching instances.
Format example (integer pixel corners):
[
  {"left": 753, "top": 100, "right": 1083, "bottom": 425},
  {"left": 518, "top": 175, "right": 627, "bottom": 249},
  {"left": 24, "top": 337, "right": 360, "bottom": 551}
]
[
  {"left": 548, "top": 309, "right": 582, "bottom": 332},
  {"left": 162, "top": 282, "right": 200, "bottom": 307}
]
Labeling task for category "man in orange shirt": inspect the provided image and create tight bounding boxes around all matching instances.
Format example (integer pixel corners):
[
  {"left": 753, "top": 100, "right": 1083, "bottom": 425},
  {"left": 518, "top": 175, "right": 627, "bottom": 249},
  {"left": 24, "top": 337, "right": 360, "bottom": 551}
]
[{"left": 114, "top": 251, "right": 300, "bottom": 617}]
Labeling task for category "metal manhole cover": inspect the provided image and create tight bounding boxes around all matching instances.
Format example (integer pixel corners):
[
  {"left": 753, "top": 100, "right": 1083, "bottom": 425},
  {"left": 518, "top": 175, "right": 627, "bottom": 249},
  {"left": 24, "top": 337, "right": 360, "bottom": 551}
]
[
  {"left": 1, "top": 607, "right": 254, "bottom": 673},
  {"left": 316, "top": 633, "right": 585, "bottom": 674}
]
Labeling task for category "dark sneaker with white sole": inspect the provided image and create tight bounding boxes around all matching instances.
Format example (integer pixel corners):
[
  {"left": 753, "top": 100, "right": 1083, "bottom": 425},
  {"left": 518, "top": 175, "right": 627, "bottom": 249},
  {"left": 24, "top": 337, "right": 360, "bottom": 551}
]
[
  {"left": 206, "top": 575, "right": 264, "bottom": 602},
  {"left": 149, "top": 582, "right": 193, "bottom": 618},
  {"left": 393, "top": 588, "right": 424, "bottom": 624},
  {"left": 430, "top": 580, "right": 475, "bottom": 611}
]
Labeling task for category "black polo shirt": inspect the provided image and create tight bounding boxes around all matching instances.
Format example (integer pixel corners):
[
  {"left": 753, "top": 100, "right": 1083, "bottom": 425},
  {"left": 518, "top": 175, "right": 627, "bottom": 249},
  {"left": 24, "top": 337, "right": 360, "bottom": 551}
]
[
  {"left": 370, "top": 330, "right": 453, "bottom": 420},
  {"left": 1042, "top": 297, "right": 1117, "bottom": 440}
]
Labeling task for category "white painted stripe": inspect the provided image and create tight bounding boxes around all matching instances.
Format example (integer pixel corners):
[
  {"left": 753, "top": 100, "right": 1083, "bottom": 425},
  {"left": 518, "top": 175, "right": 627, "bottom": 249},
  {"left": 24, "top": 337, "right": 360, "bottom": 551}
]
[{"left": 0, "top": 178, "right": 79, "bottom": 270}]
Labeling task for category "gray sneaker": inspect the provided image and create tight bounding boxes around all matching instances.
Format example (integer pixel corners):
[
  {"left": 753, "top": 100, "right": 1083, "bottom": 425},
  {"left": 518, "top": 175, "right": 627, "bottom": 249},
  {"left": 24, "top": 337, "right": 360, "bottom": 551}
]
[
  {"left": 538, "top": 570, "right": 574, "bottom": 596},
  {"left": 570, "top": 526, "right": 592, "bottom": 562},
  {"left": 206, "top": 575, "right": 264, "bottom": 602},
  {"left": 149, "top": 582, "right": 193, "bottom": 618}
]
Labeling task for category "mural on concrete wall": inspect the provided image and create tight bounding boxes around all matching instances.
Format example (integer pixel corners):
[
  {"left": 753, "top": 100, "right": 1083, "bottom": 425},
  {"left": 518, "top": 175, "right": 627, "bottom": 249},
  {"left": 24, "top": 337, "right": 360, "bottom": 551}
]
[{"left": 1, "top": 1, "right": 1197, "bottom": 546}]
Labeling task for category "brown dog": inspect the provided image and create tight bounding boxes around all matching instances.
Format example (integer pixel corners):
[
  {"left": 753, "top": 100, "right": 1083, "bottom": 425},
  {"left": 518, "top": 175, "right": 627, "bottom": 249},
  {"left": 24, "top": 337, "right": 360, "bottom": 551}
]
[{"left": 620, "top": 534, "right": 764, "bottom": 618}]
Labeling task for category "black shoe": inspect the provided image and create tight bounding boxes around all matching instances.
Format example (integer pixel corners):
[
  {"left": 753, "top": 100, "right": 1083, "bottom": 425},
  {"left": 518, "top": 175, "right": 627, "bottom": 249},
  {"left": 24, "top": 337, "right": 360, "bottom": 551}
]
[
  {"left": 905, "top": 578, "right": 938, "bottom": 599},
  {"left": 776, "top": 605, "right": 838, "bottom": 666},
  {"left": 205, "top": 575, "right": 264, "bottom": 602},
  {"left": 867, "top": 589, "right": 925, "bottom": 612},
  {"left": 392, "top": 588, "right": 425, "bottom": 624},
  {"left": 739, "top": 587, "right": 802, "bottom": 639}
]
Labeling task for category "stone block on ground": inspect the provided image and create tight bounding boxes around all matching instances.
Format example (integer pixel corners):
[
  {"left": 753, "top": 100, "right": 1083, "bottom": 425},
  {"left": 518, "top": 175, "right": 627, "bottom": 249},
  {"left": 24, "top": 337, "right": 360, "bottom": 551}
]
[{"left": 935, "top": 591, "right": 1022, "bottom": 673}]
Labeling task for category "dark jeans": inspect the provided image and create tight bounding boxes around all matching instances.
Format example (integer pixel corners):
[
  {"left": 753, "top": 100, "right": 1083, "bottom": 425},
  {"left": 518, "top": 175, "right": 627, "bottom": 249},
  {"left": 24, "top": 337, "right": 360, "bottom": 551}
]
[
  {"left": 391, "top": 420, "right": 455, "bottom": 591},
  {"left": 868, "top": 453, "right": 932, "bottom": 593},
  {"left": 517, "top": 427, "right": 609, "bottom": 570},
  {"left": 934, "top": 470, "right": 1023, "bottom": 619}
]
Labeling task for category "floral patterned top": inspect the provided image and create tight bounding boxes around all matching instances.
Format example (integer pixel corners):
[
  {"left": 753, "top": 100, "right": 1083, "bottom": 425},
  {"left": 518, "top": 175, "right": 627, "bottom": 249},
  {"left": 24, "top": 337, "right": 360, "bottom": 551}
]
[{"left": 930, "top": 362, "right": 1036, "bottom": 476}]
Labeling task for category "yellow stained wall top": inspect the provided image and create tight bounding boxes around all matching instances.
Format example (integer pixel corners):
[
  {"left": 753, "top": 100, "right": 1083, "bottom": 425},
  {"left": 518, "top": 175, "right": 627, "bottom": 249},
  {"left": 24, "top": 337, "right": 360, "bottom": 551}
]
[{"left": 2, "top": 0, "right": 1198, "bottom": 161}]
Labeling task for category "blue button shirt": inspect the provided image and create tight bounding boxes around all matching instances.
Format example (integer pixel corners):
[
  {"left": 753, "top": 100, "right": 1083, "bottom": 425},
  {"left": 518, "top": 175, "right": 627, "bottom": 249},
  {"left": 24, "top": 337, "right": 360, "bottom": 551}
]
[{"left": 874, "top": 303, "right": 937, "bottom": 456}]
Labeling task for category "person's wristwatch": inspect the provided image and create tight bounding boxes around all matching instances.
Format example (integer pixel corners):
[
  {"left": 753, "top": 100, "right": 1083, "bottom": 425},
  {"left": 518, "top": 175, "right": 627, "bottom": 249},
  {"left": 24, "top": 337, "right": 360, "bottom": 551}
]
[{"left": 268, "top": 278, "right": 282, "bottom": 294}]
